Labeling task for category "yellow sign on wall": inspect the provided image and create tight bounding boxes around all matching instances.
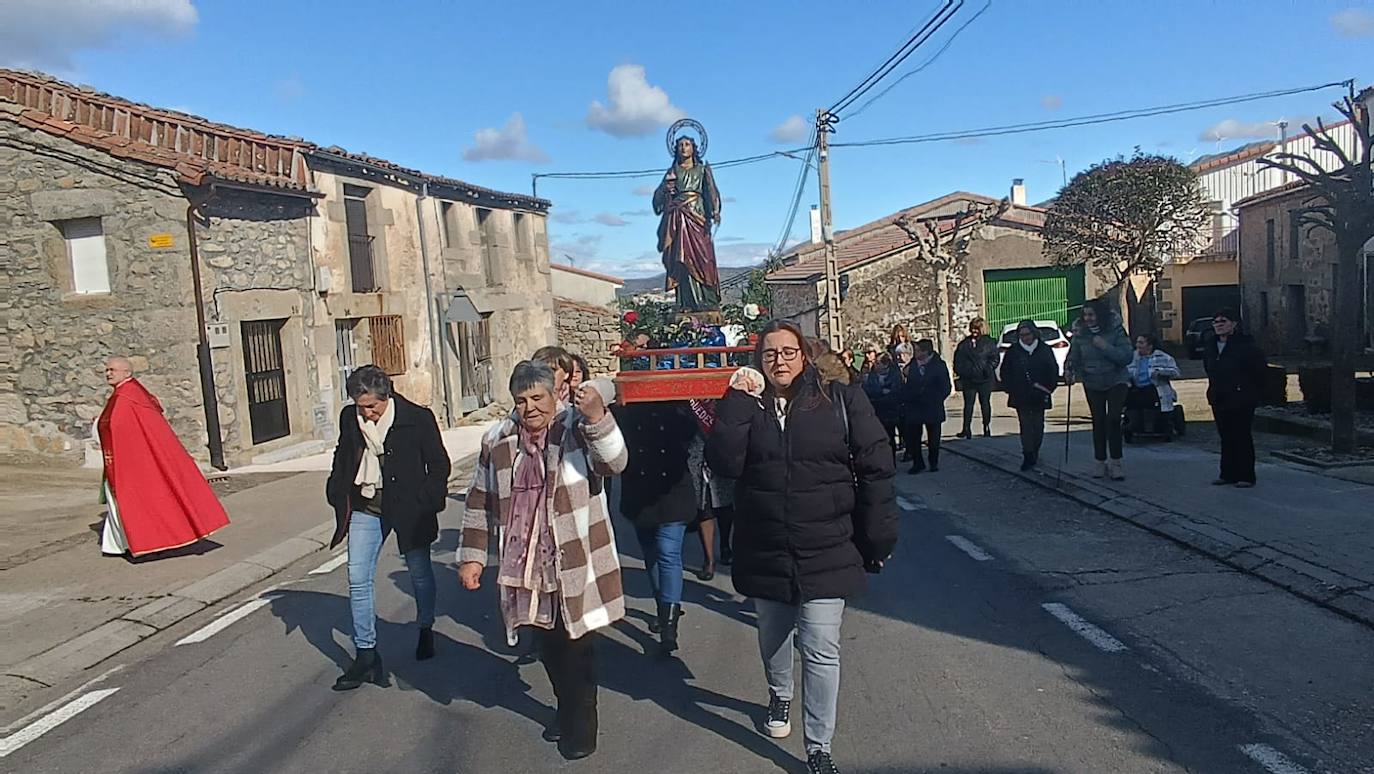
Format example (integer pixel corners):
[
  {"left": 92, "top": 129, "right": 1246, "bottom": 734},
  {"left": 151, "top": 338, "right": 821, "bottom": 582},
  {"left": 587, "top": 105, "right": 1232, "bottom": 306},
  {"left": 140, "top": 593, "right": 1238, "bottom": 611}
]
[{"left": 148, "top": 233, "right": 175, "bottom": 249}]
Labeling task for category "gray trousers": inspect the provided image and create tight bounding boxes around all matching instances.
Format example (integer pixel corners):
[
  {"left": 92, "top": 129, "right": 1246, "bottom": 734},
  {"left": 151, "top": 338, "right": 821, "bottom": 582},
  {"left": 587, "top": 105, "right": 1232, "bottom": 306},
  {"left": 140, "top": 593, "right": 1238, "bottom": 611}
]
[{"left": 754, "top": 597, "right": 845, "bottom": 754}]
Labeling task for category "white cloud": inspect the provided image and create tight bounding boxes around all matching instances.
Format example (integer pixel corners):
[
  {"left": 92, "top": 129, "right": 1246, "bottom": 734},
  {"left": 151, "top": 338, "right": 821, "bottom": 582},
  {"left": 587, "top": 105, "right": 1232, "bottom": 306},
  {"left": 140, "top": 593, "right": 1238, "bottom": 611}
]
[
  {"left": 594, "top": 212, "right": 628, "bottom": 227},
  {"left": 769, "top": 115, "right": 809, "bottom": 144},
  {"left": 1331, "top": 8, "right": 1374, "bottom": 37},
  {"left": 0, "top": 0, "right": 197, "bottom": 71},
  {"left": 620, "top": 209, "right": 652, "bottom": 217},
  {"left": 275, "top": 73, "right": 305, "bottom": 103},
  {"left": 552, "top": 210, "right": 584, "bottom": 224},
  {"left": 1198, "top": 117, "right": 1295, "bottom": 142},
  {"left": 463, "top": 113, "right": 549, "bottom": 163},
  {"left": 550, "top": 233, "right": 604, "bottom": 268},
  {"left": 632, "top": 184, "right": 656, "bottom": 197},
  {"left": 586, "top": 64, "right": 686, "bottom": 138},
  {"left": 1041, "top": 95, "right": 1063, "bottom": 111}
]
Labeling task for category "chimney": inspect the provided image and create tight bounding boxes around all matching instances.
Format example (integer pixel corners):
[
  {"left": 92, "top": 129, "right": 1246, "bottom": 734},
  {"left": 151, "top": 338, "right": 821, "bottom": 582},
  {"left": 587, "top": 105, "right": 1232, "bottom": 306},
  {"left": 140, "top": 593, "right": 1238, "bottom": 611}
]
[
  {"left": 809, "top": 205, "right": 822, "bottom": 244},
  {"left": 1010, "top": 178, "right": 1027, "bottom": 207}
]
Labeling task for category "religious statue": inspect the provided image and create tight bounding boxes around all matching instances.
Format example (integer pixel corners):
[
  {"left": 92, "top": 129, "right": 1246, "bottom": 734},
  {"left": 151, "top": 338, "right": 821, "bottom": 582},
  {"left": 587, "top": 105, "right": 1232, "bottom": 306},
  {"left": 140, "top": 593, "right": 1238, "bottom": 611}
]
[{"left": 654, "top": 119, "right": 722, "bottom": 312}]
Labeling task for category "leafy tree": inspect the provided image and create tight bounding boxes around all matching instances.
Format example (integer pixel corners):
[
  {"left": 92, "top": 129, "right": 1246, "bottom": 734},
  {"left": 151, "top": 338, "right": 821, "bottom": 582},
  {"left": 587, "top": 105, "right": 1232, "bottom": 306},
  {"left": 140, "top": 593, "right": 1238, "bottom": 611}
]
[
  {"left": 1258, "top": 85, "right": 1373, "bottom": 453},
  {"left": 1043, "top": 151, "right": 1208, "bottom": 293}
]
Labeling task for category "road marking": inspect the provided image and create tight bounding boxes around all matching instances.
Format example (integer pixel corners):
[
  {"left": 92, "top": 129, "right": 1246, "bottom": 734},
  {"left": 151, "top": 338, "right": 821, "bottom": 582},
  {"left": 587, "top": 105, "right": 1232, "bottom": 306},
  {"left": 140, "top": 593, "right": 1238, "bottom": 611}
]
[
  {"left": 175, "top": 596, "right": 275, "bottom": 646},
  {"left": 944, "top": 535, "right": 993, "bottom": 561},
  {"left": 896, "top": 496, "right": 920, "bottom": 511},
  {"left": 1238, "top": 744, "right": 1309, "bottom": 774},
  {"left": 0, "top": 688, "right": 119, "bottom": 758},
  {"left": 1040, "top": 602, "right": 1128, "bottom": 652},
  {"left": 308, "top": 553, "right": 348, "bottom": 575}
]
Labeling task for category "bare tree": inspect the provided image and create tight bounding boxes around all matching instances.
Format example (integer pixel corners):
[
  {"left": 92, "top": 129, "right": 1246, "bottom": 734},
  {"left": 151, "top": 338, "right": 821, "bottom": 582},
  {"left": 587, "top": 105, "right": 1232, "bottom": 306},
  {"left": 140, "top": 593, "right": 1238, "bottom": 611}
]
[
  {"left": 896, "top": 198, "right": 1007, "bottom": 350},
  {"left": 1258, "top": 85, "right": 1373, "bottom": 453}
]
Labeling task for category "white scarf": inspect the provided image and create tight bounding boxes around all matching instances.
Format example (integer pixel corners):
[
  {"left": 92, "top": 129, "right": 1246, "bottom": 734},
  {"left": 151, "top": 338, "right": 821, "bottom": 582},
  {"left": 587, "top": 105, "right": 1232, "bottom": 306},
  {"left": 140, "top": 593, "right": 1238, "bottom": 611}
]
[
  {"left": 1019, "top": 339, "right": 1039, "bottom": 354},
  {"left": 354, "top": 398, "right": 396, "bottom": 498}
]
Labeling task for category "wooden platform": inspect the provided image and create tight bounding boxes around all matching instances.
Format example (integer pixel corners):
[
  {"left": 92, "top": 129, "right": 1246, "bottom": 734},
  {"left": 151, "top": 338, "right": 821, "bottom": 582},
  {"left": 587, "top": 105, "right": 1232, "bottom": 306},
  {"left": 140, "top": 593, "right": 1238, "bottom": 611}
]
[{"left": 614, "top": 345, "right": 752, "bottom": 403}]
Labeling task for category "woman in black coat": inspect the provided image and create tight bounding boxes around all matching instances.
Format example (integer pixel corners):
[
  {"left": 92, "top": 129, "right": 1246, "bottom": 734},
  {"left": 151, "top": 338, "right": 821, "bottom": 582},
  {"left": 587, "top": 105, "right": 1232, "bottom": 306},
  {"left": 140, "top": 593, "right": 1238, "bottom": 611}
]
[
  {"left": 998, "top": 320, "right": 1059, "bottom": 471},
  {"left": 1203, "top": 308, "right": 1268, "bottom": 487},
  {"left": 862, "top": 355, "right": 901, "bottom": 457},
  {"left": 325, "top": 365, "right": 451, "bottom": 690},
  {"left": 706, "top": 320, "right": 898, "bottom": 774},
  {"left": 900, "top": 339, "right": 952, "bottom": 474},
  {"left": 952, "top": 317, "right": 1000, "bottom": 438},
  {"left": 611, "top": 401, "right": 698, "bottom": 653}
]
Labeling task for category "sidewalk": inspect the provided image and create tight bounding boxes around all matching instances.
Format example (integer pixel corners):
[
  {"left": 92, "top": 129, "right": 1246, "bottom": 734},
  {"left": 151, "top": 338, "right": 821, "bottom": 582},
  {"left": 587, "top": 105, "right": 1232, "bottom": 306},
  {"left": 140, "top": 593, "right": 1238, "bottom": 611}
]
[
  {"left": 935, "top": 393, "right": 1374, "bottom": 629},
  {"left": 0, "top": 423, "right": 492, "bottom": 722}
]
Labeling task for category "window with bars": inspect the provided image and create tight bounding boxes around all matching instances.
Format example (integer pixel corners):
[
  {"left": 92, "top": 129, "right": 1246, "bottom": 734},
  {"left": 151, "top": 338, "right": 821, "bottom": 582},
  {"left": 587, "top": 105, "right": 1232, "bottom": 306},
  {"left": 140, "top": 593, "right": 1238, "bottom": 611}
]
[{"left": 368, "top": 315, "right": 408, "bottom": 375}]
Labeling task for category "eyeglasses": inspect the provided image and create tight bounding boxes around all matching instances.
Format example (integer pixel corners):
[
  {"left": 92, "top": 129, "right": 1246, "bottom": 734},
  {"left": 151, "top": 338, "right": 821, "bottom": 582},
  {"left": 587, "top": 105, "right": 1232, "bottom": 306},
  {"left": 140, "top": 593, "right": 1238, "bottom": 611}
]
[{"left": 761, "top": 347, "right": 802, "bottom": 364}]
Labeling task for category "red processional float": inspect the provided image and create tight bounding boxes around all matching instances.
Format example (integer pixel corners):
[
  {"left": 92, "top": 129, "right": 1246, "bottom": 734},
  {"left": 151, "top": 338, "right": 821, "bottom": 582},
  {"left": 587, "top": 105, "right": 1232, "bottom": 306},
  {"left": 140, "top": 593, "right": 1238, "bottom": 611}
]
[{"left": 612, "top": 118, "right": 764, "bottom": 405}]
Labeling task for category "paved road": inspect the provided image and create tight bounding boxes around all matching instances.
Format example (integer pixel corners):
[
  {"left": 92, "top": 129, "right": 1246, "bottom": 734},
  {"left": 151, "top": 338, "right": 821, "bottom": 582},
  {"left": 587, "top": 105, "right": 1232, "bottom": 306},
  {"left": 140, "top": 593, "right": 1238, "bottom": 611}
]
[{"left": 4, "top": 455, "right": 1371, "bottom": 773}]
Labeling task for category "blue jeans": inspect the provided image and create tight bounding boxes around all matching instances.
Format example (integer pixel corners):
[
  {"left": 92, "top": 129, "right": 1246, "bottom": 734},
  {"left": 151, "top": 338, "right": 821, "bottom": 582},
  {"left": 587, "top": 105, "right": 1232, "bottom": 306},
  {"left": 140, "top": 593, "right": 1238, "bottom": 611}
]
[
  {"left": 634, "top": 521, "right": 687, "bottom": 605},
  {"left": 347, "top": 511, "right": 436, "bottom": 650},
  {"left": 754, "top": 597, "right": 846, "bottom": 754}
]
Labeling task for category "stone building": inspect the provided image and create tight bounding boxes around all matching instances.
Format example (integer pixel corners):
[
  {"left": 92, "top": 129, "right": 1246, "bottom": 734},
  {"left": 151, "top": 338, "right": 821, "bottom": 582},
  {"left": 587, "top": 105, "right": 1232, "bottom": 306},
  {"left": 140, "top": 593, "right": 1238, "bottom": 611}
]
[
  {"left": 0, "top": 69, "right": 553, "bottom": 466},
  {"left": 551, "top": 263, "right": 623, "bottom": 307},
  {"left": 549, "top": 264, "right": 623, "bottom": 377},
  {"left": 768, "top": 184, "right": 1113, "bottom": 355},
  {"left": 1235, "top": 180, "right": 1374, "bottom": 356}
]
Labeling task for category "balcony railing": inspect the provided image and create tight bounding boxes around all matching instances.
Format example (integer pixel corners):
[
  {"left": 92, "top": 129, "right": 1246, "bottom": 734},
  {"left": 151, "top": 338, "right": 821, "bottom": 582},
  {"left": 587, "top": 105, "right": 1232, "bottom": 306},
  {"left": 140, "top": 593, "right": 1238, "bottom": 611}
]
[{"left": 348, "top": 233, "right": 378, "bottom": 292}]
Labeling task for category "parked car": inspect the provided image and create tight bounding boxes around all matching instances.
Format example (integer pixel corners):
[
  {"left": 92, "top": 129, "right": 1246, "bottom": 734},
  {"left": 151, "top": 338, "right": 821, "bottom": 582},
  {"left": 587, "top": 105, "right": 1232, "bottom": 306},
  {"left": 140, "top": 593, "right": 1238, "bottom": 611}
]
[
  {"left": 996, "top": 320, "right": 1071, "bottom": 382},
  {"left": 1184, "top": 317, "right": 1213, "bottom": 359}
]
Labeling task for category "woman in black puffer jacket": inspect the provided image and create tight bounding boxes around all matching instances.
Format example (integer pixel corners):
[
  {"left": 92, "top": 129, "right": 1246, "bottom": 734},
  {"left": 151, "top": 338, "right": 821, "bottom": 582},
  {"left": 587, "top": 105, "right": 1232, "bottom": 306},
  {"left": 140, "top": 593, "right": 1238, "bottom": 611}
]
[{"left": 707, "top": 320, "right": 898, "bottom": 774}]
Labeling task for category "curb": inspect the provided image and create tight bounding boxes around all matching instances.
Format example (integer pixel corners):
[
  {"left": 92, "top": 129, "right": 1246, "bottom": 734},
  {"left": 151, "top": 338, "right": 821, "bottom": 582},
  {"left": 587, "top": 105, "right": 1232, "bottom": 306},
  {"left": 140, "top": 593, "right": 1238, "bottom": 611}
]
[
  {"left": 4, "top": 451, "right": 480, "bottom": 699},
  {"left": 941, "top": 442, "right": 1374, "bottom": 630},
  {"left": 5, "top": 517, "right": 335, "bottom": 691}
]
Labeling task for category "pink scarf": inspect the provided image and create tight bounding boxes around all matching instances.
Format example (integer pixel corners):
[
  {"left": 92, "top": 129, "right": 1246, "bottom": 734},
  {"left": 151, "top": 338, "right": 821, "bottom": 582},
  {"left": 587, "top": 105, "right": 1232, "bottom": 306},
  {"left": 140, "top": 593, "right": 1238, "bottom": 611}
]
[{"left": 497, "top": 423, "right": 559, "bottom": 642}]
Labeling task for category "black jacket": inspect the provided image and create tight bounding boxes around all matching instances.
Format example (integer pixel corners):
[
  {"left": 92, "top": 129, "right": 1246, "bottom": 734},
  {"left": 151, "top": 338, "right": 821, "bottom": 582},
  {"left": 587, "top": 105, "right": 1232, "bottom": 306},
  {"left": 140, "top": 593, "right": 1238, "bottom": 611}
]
[
  {"left": 900, "top": 355, "right": 952, "bottom": 425},
  {"left": 706, "top": 372, "right": 899, "bottom": 604},
  {"left": 325, "top": 394, "right": 451, "bottom": 552},
  {"left": 999, "top": 341, "right": 1059, "bottom": 410},
  {"left": 613, "top": 402, "right": 700, "bottom": 527},
  {"left": 1204, "top": 333, "right": 1268, "bottom": 411},
  {"left": 862, "top": 367, "right": 901, "bottom": 426},
  {"left": 953, "top": 334, "right": 1000, "bottom": 385}
]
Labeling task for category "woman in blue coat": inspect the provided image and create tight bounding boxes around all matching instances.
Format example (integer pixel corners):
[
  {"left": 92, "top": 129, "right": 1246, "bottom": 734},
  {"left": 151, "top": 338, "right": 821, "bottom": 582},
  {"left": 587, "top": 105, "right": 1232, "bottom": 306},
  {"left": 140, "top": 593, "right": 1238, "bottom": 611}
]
[{"left": 900, "top": 339, "right": 952, "bottom": 474}]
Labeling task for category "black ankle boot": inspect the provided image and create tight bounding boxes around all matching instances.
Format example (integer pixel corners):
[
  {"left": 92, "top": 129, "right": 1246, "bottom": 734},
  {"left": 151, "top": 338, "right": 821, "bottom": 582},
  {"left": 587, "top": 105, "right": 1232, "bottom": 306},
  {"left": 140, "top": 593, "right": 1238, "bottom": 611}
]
[
  {"left": 416, "top": 627, "right": 435, "bottom": 661},
  {"left": 332, "top": 648, "right": 386, "bottom": 691},
  {"left": 558, "top": 700, "right": 598, "bottom": 760},
  {"left": 657, "top": 602, "right": 681, "bottom": 654}
]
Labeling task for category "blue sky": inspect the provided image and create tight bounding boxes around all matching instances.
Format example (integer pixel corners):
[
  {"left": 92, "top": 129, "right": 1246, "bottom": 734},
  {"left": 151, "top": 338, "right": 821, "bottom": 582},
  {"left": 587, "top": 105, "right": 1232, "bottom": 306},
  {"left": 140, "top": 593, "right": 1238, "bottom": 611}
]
[{"left": 3, "top": 0, "right": 1371, "bottom": 278}]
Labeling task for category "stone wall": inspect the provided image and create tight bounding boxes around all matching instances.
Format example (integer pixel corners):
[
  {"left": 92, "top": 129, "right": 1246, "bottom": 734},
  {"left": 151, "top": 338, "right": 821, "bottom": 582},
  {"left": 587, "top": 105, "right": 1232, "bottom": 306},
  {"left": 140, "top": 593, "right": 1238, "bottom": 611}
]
[
  {"left": 553, "top": 297, "right": 619, "bottom": 377},
  {"left": 1238, "top": 190, "right": 1339, "bottom": 355},
  {"left": 0, "top": 117, "right": 325, "bottom": 465},
  {"left": 0, "top": 118, "right": 201, "bottom": 461},
  {"left": 196, "top": 191, "right": 322, "bottom": 459}
]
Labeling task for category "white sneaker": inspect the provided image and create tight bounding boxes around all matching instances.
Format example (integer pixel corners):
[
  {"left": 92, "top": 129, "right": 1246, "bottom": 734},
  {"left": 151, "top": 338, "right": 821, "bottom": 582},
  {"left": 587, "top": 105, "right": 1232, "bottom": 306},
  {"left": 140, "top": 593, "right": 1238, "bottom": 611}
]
[
  {"left": 765, "top": 693, "right": 791, "bottom": 738},
  {"left": 1109, "top": 459, "right": 1125, "bottom": 480},
  {"left": 1091, "top": 461, "right": 1109, "bottom": 478}
]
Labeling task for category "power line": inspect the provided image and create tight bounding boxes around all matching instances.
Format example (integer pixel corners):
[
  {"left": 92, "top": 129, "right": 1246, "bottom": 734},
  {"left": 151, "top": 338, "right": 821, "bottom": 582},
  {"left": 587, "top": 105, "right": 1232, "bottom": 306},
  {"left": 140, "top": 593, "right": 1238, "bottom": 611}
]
[
  {"left": 532, "top": 149, "right": 805, "bottom": 184},
  {"left": 832, "top": 81, "right": 1350, "bottom": 149},
  {"left": 845, "top": 0, "right": 993, "bottom": 120},
  {"left": 828, "top": 0, "right": 961, "bottom": 118},
  {"left": 770, "top": 127, "right": 818, "bottom": 257}
]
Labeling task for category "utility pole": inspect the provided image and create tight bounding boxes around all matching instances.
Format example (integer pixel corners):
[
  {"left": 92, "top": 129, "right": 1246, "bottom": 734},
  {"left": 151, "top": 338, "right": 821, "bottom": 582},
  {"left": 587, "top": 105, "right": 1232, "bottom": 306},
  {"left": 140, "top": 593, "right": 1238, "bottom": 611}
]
[{"left": 816, "top": 109, "right": 842, "bottom": 350}]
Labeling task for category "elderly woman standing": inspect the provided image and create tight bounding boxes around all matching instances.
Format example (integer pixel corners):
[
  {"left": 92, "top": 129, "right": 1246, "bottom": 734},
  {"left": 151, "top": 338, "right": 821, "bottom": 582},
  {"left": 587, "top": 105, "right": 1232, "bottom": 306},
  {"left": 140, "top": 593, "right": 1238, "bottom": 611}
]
[
  {"left": 458, "top": 361, "right": 627, "bottom": 760},
  {"left": 325, "top": 365, "right": 451, "bottom": 691}
]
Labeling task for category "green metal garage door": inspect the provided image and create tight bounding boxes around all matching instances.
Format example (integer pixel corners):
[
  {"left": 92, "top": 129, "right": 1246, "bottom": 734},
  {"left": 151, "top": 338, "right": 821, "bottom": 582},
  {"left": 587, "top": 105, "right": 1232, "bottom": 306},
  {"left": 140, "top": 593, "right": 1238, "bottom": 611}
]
[{"left": 983, "top": 265, "right": 1086, "bottom": 335}]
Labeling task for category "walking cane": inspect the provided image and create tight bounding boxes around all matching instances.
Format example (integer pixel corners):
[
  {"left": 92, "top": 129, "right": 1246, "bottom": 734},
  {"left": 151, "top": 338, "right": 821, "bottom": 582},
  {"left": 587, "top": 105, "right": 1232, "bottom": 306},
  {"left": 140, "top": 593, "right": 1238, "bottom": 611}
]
[{"left": 1057, "top": 379, "right": 1073, "bottom": 488}]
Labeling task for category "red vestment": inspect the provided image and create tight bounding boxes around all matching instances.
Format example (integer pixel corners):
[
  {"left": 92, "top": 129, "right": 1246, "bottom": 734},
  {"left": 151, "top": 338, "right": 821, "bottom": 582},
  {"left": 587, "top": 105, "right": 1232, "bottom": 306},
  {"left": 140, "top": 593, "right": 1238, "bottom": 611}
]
[{"left": 97, "top": 379, "right": 229, "bottom": 556}]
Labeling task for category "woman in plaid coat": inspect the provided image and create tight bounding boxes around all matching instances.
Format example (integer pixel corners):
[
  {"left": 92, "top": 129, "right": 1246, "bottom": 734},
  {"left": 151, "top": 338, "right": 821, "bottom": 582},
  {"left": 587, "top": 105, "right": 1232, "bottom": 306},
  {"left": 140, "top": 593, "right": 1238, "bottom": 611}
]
[{"left": 457, "top": 360, "right": 628, "bottom": 760}]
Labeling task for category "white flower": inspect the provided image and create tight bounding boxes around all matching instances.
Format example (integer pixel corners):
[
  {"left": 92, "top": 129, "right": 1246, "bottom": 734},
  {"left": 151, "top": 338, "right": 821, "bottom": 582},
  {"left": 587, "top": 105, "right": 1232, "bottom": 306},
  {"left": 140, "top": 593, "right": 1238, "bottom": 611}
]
[{"left": 743, "top": 303, "right": 761, "bottom": 320}]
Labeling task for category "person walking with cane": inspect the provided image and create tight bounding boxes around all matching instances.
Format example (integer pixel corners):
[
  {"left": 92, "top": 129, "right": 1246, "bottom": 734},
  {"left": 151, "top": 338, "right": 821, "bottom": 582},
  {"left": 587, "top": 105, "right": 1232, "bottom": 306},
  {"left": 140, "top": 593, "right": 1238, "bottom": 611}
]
[{"left": 999, "top": 321, "right": 1059, "bottom": 471}]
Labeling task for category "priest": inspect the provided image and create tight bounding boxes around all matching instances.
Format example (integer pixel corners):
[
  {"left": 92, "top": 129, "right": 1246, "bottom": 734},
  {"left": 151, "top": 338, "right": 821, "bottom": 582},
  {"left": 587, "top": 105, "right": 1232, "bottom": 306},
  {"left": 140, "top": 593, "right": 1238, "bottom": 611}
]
[{"left": 97, "top": 356, "right": 229, "bottom": 557}]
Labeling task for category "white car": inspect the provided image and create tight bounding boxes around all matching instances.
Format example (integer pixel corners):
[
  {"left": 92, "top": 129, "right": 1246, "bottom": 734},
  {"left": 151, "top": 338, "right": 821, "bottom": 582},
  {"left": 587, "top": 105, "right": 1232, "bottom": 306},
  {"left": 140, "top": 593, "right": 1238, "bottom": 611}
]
[{"left": 996, "top": 320, "right": 1071, "bottom": 380}]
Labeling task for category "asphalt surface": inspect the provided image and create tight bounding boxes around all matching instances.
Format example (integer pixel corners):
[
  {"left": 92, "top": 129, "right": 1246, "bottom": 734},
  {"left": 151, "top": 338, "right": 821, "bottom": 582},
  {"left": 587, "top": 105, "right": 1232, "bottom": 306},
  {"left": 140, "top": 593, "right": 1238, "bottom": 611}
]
[{"left": 4, "top": 453, "right": 1371, "bottom": 774}]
